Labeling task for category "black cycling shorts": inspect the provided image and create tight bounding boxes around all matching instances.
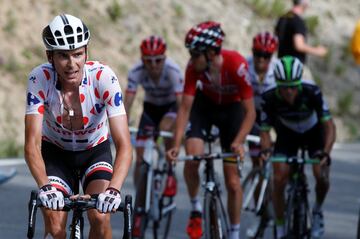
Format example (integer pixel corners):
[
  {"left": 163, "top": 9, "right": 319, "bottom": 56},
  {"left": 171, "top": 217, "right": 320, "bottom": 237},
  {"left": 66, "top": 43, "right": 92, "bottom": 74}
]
[
  {"left": 186, "top": 91, "right": 244, "bottom": 155},
  {"left": 136, "top": 101, "right": 177, "bottom": 145},
  {"left": 273, "top": 122, "right": 324, "bottom": 158},
  {"left": 41, "top": 140, "right": 113, "bottom": 195}
]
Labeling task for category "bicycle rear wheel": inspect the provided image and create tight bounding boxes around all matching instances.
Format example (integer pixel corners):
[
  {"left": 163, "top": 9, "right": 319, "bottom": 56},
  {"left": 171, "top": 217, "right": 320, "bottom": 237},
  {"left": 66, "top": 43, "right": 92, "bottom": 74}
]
[
  {"left": 204, "top": 191, "right": 228, "bottom": 239},
  {"left": 242, "top": 168, "right": 273, "bottom": 238},
  {"left": 153, "top": 196, "right": 175, "bottom": 239}
]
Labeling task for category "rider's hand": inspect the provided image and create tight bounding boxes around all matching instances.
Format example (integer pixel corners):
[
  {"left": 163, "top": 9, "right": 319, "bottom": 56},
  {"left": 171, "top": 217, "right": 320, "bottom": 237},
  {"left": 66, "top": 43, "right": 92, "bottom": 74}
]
[
  {"left": 97, "top": 187, "right": 121, "bottom": 213},
  {"left": 166, "top": 147, "right": 179, "bottom": 162},
  {"left": 38, "top": 184, "right": 64, "bottom": 210},
  {"left": 231, "top": 142, "right": 245, "bottom": 160}
]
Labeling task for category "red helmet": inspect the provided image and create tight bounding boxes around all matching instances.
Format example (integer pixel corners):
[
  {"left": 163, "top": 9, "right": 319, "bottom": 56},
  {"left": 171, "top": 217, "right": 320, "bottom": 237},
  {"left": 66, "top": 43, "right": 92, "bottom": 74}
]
[
  {"left": 252, "top": 32, "right": 278, "bottom": 54},
  {"left": 140, "top": 35, "right": 166, "bottom": 56},
  {"left": 184, "top": 21, "right": 225, "bottom": 52}
]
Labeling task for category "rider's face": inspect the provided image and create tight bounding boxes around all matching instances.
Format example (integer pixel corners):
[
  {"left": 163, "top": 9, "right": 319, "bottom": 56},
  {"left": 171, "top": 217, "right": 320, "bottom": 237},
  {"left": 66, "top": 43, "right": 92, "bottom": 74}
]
[
  {"left": 278, "top": 86, "right": 299, "bottom": 104},
  {"left": 253, "top": 51, "right": 272, "bottom": 74},
  {"left": 189, "top": 50, "right": 207, "bottom": 72},
  {"left": 142, "top": 55, "right": 166, "bottom": 78},
  {"left": 50, "top": 47, "right": 87, "bottom": 85}
]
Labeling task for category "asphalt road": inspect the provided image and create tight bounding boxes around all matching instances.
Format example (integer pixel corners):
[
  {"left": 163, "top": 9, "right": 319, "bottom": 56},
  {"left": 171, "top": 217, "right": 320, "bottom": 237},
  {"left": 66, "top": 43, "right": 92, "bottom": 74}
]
[{"left": 0, "top": 142, "right": 359, "bottom": 238}]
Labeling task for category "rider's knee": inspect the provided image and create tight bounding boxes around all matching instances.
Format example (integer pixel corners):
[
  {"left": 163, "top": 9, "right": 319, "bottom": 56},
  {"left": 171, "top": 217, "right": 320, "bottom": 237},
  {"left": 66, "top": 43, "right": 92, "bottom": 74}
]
[
  {"left": 273, "top": 173, "right": 287, "bottom": 189},
  {"left": 45, "top": 225, "right": 66, "bottom": 239},
  {"left": 225, "top": 177, "right": 241, "bottom": 194},
  {"left": 88, "top": 210, "right": 111, "bottom": 228}
]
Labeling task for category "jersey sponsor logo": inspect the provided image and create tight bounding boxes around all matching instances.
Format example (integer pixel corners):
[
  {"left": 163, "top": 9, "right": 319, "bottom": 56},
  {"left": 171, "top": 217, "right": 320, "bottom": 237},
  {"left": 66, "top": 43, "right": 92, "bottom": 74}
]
[
  {"left": 27, "top": 92, "right": 40, "bottom": 105},
  {"left": 49, "top": 176, "right": 72, "bottom": 195},
  {"left": 237, "top": 63, "right": 252, "bottom": 86},
  {"left": 114, "top": 92, "right": 123, "bottom": 106},
  {"left": 46, "top": 120, "right": 105, "bottom": 136},
  {"left": 29, "top": 75, "right": 37, "bottom": 83},
  {"left": 111, "top": 76, "right": 118, "bottom": 84}
]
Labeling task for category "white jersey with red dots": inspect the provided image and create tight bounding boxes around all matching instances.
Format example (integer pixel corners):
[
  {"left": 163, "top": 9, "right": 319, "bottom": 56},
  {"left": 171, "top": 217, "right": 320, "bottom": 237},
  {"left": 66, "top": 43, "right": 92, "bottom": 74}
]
[{"left": 26, "top": 61, "right": 126, "bottom": 151}]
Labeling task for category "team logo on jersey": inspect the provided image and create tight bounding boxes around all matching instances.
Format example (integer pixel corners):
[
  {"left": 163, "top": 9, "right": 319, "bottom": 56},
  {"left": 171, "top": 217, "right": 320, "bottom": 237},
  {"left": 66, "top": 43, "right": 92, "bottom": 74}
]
[
  {"left": 111, "top": 76, "right": 118, "bottom": 84},
  {"left": 29, "top": 75, "right": 36, "bottom": 83},
  {"left": 114, "top": 92, "right": 123, "bottom": 106},
  {"left": 27, "top": 92, "right": 40, "bottom": 105},
  {"left": 237, "top": 63, "right": 252, "bottom": 86}
]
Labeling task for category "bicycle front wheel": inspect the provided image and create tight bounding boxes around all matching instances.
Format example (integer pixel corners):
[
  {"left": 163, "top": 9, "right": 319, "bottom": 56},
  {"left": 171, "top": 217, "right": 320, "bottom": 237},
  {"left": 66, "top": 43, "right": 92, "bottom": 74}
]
[
  {"left": 153, "top": 196, "right": 175, "bottom": 239},
  {"left": 204, "top": 191, "right": 228, "bottom": 239},
  {"left": 242, "top": 168, "right": 273, "bottom": 238}
]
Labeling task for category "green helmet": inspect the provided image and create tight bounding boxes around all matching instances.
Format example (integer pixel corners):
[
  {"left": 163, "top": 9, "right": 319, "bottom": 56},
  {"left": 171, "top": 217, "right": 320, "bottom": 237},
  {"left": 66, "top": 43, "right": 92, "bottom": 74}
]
[{"left": 274, "top": 56, "right": 303, "bottom": 87}]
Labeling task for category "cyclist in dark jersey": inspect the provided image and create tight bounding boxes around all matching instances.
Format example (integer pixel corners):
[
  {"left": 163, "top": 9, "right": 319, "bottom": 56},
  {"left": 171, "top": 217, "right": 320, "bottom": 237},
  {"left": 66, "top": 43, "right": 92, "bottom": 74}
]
[
  {"left": 167, "top": 21, "right": 255, "bottom": 239},
  {"left": 260, "top": 56, "right": 336, "bottom": 239},
  {"left": 25, "top": 14, "right": 132, "bottom": 239},
  {"left": 275, "top": 0, "right": 327, "bottom": 64}
]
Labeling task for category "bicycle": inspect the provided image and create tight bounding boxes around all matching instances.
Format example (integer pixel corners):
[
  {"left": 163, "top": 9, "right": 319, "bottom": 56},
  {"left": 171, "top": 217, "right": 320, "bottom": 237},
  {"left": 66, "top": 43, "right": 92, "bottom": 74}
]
[
  {"left": 271, "top": 149, "right": 321, "bottom": 239},
  {"left": 177, "top": 127, "right": 243, "bottom": 239},
  {"left": 242, "top": 151, "right": 276, "bottom": 238},
  {"left": 27, "top": 190, "right": 133, "bottom": 239},
  {"left": 129, "top": 127, "right": 176, "bottom": 239}
]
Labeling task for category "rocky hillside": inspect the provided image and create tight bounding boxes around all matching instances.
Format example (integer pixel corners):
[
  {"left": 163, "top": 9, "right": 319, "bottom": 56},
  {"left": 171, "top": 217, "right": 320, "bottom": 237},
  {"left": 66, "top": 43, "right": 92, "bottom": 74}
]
[{"left": 1, "top": 0, "right": 359, "bottom": 156}]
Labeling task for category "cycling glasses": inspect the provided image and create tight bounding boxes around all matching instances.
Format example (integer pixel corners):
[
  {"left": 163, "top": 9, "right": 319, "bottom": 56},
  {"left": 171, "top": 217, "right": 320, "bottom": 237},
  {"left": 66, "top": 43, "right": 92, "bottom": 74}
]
[
  {"left": 142, "top": 56, "right": 165, "bottom": 65},
  {"left": 253, "top": 51, "right": 272, "bottom": 59}
]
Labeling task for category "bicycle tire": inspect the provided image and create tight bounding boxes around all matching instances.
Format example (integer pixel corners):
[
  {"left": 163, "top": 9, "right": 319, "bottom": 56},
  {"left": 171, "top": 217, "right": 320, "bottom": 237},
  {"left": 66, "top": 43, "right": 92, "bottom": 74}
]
[
  {"left": 204, "top": 191, "right": 227, "bottom": 239},
  {"left": 133, "top": 163, "right": 151, "bottom": 239},
  {"left": 284, "top": 186, "right": 295, "bottom": 238},
  {"left": 242, "top": 168, "right": 273, "bottom": 238},
  {"left": 152, "top": 196, "right": 174, "bottom": 239}
]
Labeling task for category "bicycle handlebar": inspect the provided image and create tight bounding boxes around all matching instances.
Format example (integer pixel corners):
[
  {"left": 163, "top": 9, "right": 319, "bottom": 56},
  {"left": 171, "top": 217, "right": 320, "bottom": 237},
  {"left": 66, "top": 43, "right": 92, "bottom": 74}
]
[
  {"left": 176, "top": 152, "right": 240, "bottom": 161},
  {"left": 27, "top": 190, "right": 133, "bottom": 239},
  {"left": 271, "top": 156, "right": 320, "bottom": 164}
]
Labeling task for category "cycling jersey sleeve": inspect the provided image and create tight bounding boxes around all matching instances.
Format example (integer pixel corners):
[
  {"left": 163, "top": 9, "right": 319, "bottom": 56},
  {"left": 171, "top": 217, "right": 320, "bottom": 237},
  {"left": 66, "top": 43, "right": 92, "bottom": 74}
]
[
  {"left": 311, "top": 86, "right": 332, "bottom": 123},
  {"left": 234, "top": 61, "right": 253, "bottom": 100},
  {"left": 169, "top": 67, "right": 184, "bottom": 95},
  {"left": 126, "top": 72, "right": 138, "bottom": 94},
  {"left": 25, "top": 65, "right": 49, "bottom": 115},
  {"left": 97, "top": 66, "right": 126, "bottom": 118}
]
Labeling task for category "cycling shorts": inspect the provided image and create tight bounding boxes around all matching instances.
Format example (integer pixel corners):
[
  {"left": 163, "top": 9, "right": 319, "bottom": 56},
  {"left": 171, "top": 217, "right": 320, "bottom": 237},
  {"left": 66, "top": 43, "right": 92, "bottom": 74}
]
[
  {"left": 186, "top": 91, "right": 243, "bottom": 163},
  {"left": 136, "top": 101, "right": 177, "bottom": 147},
  {"left": 41, "top": 140, "right": 113, "bottom": 195},
  {"left": 273, "top": 122, "right": 324, "bottom": 159}
]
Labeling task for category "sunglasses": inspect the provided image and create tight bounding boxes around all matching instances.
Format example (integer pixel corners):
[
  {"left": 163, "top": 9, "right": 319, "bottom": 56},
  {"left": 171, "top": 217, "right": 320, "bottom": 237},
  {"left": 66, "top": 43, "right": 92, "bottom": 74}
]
[
  {"left": 189, "top": 50, "right": 204, "bottom": 59},
  {"left": 142, "top": 56, "right": 165, "bottom": 65},
  {"left": 253, "top": 51, "right": 272, "bottom": 59},
  {"left": 278, "top": 85, "right": 299, "bottom": 90}
]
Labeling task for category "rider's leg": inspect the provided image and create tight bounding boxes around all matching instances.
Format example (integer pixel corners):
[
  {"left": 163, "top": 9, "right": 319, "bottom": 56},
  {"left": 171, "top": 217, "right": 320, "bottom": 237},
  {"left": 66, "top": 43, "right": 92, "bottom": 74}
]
[
  {"left": 272, "top": 162, "right": 290, "bottom": 237},
  {"left": 312, "top": 164, "right": 330, "bottom": 210},
  {"left": 133, "top": 146, "right": 144, "bottom": 187},
  {"left": 184, "top": 137, "right": 204, "bottom": 208},
  {"left": 159, "top": 114, "right": 176, "bottom": 152},
  {"left": 86, "top": 179, "right": 112, "bottom": 239},
  {"left": 42, "top": 210, "right": 68, "bottom": 239},
  {"left": 223, "top": 162, "right": 242, "bottom": 224}
]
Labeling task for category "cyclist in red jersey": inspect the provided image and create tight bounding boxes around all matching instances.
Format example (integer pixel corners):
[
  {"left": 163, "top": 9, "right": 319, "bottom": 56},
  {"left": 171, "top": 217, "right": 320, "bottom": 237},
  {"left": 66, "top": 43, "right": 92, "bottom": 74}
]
[
  {"left": 24, "top": 14, "right": 132, "bottom": 239},
  {"left": 167, "top": 21, "right": 256, "bottom": 239}
]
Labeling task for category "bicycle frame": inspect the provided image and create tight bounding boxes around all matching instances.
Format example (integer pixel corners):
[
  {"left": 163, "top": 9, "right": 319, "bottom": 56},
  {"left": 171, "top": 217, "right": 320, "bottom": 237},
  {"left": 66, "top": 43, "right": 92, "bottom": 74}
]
[{"left": 27, "top": 190, "right": 132, "bottom": 239}]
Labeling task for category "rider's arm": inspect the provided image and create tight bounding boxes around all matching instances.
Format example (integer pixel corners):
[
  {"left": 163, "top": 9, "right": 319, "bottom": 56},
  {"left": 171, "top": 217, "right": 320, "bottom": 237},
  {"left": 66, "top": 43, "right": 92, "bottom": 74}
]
[
  {"left": 124, "top": 91, "right": 136, "bottom": 120},
  {"left": 108, "top": 115, "right": 132, "bottom": 190},
  {"left": 260, "top": 130, "right": 272, "bottom": 151},
  {"left": 322, "top": 119, "right": 336, "bottom": 154},
  {"left": 173, "top": 94, "right": 194, "bottom": 149},
  {"left": 233, "top": 98, "right": 256, "bottom": 144},
  {"left": 24, "top": 115, "right": 49, "bottom": 187}
]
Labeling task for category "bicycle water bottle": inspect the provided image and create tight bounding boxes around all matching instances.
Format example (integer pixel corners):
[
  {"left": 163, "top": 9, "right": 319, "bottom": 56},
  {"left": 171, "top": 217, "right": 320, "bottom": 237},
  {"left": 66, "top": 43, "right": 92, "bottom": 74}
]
[{"left": 163, "top": 167, "right": 177, "bottom": 197}]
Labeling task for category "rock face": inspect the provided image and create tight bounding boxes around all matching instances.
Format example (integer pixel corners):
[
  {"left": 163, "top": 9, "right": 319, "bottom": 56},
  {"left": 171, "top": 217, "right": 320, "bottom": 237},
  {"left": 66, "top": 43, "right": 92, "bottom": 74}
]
[{"left": 0, "top": 0, "right": 359, "bottom": 153}]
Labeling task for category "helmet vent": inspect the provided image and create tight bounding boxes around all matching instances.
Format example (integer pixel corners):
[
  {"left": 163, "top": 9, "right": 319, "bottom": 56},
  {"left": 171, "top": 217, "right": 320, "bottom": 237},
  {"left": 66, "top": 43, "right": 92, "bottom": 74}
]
[
  {"left": 57, "top": 38, "right": 65, "bottom": 46},
  {"left": 77, "top": 27, "right": 82, "bottom": 33},
  {"left": 54, "top": 30, "right": 61, "bottom": 37},
  {"left": 67, "top": 36, "right": 74, "bottom": 44},
  {"left": 64, "top": 25, "right": 73, "bottom": 35}
]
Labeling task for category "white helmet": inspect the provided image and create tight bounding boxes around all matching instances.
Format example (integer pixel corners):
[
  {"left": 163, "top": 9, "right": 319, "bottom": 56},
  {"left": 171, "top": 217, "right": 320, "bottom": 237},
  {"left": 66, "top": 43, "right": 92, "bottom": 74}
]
[{"left": 42, "top": 14, "right": 90, "bottom": 51}]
